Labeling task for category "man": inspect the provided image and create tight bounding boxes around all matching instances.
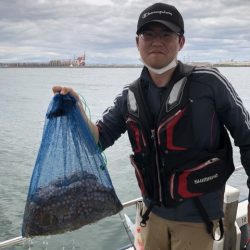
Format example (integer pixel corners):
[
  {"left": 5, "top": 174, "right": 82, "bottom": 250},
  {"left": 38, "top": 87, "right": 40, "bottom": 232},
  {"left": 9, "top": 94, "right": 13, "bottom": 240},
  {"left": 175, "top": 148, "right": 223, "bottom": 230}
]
[{"left": 53, "top": 3, "right": 250, "bottom": 250}]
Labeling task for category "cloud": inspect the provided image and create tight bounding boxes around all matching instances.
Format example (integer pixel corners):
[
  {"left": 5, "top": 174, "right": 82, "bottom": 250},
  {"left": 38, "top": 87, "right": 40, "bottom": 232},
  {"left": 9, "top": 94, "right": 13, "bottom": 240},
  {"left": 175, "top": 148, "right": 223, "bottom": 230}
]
[{"left": 0, "top": 0, "right": 250, "bottom": 63}]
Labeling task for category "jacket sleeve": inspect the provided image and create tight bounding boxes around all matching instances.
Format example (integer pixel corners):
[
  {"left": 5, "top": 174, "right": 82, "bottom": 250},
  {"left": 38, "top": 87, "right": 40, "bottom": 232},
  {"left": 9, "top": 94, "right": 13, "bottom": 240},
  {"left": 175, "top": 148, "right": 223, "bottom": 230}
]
[
  {"left": 96, "top": 86, "right": 128, "bottom": 151},
  {"left": 210, "top": 69, "right": 250, "bottom": 200}
]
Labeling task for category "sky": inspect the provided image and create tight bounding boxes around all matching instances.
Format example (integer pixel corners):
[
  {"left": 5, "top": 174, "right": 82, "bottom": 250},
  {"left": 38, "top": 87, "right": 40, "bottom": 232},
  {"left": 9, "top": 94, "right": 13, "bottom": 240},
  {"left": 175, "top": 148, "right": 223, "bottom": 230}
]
[{"left": 0, "top": 0, "right": 250, "bottom": 64}]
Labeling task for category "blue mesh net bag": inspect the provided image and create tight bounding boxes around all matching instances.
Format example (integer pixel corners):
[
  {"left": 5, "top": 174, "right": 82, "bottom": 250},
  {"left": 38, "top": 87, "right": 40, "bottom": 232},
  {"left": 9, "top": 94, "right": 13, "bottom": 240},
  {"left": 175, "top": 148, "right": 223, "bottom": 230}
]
[{"left": 22, "top": 93, "right": 123, "bottom": 237}]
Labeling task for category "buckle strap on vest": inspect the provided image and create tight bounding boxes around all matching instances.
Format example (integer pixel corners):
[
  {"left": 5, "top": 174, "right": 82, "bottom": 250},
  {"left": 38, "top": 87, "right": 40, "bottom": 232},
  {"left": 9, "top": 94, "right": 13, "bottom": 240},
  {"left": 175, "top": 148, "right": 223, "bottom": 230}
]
[
  {"left": 140, "top": 201, "right": 156, "bottom": 227},
  {"left": 193, "top": 197, "right": 224, "bottom": 241}
]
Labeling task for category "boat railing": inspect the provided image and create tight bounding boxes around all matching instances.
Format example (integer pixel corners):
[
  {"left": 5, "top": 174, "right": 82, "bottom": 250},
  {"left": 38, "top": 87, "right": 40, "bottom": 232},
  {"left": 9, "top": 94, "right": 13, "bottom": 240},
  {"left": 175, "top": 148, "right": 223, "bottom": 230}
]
[
  {"left": 0, "top": 198, "right": 143, "bottom": 249},
  {"left": 0, "top": 165, "right": 245, "bottom": 249},
  {"left": 0, "top": 237, "right": 26, "bottom": 249}
]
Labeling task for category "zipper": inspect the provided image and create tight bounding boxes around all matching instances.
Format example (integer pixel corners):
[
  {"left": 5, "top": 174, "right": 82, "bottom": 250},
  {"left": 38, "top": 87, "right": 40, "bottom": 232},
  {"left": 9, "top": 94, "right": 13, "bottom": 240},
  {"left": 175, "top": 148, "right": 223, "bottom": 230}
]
[
  {"left": 153, "top": 79, "right": 182, "bottom": 203},
  {"left": 151, "top": 129, "right": 163, "bottom": 203},
  {"left": 170, "top": 173, "right": 176, "bottom": 200},
  {"left": 184, "top": 158, "right": 220, "bottom": 173},
  {"left": 136, "top": 80, "right": 183, "bottom": 204},
  {"left": 137, "top": 83, "right": 163, "bottom": 202}
]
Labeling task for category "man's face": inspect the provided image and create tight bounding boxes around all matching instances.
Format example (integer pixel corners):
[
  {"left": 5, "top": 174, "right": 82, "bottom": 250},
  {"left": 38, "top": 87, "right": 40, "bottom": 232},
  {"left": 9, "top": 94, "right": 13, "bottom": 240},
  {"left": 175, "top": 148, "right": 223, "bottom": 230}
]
[{"left": 136, "top": 23, "right": 185, "bottom": 69}]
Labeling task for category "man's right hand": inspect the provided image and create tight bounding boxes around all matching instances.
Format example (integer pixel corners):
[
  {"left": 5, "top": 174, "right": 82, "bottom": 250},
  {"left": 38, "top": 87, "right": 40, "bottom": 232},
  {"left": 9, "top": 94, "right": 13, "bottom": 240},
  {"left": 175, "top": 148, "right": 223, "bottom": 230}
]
[
  {"left": 52, "top": 85, "right": 99, "bottom": 143},
  {"left": 52, "top": 86, "right": 80, "bottom": 102}
]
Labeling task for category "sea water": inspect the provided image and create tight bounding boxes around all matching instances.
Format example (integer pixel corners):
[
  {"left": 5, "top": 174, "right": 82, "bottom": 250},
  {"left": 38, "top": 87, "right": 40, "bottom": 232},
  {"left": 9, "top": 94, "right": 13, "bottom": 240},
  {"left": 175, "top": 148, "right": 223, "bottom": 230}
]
[{"left": 0, "top": 67, "right": 249, "bottom": 250}]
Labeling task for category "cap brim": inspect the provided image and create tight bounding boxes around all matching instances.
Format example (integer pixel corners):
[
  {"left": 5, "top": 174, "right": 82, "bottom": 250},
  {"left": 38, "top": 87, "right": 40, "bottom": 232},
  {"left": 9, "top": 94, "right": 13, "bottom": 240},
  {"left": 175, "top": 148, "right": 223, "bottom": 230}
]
[{"left": 137, "top": 20, "right": 181, "bottom": 34}]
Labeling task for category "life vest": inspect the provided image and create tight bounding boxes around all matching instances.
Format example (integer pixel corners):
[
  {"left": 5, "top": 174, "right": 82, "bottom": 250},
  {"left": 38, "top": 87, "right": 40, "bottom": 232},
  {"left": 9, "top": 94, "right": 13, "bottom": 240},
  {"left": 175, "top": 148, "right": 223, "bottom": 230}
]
[{"left": 125, "top": 69, "right": 235, "bottom": 208}]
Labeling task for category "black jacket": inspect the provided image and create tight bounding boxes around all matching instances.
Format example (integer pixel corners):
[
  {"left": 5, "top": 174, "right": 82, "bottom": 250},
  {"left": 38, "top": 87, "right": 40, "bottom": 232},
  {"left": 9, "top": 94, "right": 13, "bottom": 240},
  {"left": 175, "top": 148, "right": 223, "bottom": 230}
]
[{"left": 97, "top": 61, "right": 250, "bottom": 222}]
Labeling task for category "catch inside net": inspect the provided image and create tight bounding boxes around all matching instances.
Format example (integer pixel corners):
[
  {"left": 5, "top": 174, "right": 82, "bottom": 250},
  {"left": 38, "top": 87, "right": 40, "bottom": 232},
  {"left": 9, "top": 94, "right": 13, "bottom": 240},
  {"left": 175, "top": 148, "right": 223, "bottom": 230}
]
[{"left": 22, "top": 93, "right": 123, "bottom": 237}]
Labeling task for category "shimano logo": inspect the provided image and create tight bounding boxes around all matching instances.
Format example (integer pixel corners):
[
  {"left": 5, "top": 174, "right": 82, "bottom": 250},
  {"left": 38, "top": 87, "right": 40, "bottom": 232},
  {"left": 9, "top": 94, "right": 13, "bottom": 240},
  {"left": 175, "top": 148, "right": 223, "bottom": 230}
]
[
  {"left": 194, "top": 173, "right": 219, "bottom": 184},
  {"left": 142, "top": 10, "right": 173, "bottom": 19}
]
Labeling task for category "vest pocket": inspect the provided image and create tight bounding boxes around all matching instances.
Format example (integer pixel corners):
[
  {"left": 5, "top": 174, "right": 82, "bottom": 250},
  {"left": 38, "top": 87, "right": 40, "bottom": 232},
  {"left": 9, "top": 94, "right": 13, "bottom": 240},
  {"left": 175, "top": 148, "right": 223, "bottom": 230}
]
[{"left": 169, "top": 156, "right": 234, "bottom": 201}]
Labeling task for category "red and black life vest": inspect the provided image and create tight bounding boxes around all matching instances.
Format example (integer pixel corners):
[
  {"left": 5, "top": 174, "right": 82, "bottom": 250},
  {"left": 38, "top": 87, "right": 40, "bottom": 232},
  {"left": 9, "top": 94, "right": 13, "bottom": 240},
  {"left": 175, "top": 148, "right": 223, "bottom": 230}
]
[{"left": 125, "top": 70, "right": 235, "bottom": 208}]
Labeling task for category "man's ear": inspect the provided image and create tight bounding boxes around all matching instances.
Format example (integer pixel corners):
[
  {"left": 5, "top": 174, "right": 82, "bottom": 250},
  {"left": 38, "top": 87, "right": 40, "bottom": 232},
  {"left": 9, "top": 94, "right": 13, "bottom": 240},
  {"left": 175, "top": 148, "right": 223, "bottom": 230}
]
[
  {"left": 136, "top": 36, "right": 139, "bottom": 49},
  {"left": 179, "top": 35, "right": 185, "bottom": 51}
]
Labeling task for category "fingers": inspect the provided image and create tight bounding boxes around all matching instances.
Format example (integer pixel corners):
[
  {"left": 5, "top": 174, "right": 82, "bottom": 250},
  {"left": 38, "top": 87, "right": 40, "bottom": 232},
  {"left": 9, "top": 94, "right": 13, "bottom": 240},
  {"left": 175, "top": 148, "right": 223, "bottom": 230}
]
[
  {"left": 61, "top": 87, "right": 73, "bottom": 95},
  {"left": 52, "top": 86, "right": 80, "bottom": 101},
  {"left": 52, "top": 86, "right": 72, "bottom": 94},
  {"left": 52, "top": 85, "right": 62, "bottom": 94}
]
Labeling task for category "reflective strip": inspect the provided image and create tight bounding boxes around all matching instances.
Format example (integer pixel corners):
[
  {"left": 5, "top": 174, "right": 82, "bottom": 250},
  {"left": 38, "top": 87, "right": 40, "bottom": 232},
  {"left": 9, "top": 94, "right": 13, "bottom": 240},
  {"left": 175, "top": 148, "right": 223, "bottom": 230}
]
[
  {"left": 166, "top": 77, "right": 187, "bottom": 112},
  {"left": 128, "top": 89, "right": 137, "bottom": 112}
]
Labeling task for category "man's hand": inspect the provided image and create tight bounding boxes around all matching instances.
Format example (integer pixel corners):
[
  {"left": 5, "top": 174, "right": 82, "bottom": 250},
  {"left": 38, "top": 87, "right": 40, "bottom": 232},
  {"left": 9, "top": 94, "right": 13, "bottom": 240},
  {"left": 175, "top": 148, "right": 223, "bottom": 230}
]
[
  {"left": 52, "top": 86, "right": 80, "bottom": 102},
  {"left": 52, "top": 85, "right": 99, "bottom": 143}
]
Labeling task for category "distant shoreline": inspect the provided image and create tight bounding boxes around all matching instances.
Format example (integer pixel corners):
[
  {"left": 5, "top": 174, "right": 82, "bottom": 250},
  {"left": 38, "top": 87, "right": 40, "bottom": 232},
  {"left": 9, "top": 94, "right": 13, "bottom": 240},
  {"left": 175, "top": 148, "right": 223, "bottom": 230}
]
[
  {"left": 212, "top": 64, "right": 250, "bottom": 67},
  {"left": 0, "top": 65, "right": 142, "bottom": 69},
  {"left": 1, "top": 63, "right": 250, "bottom": 68}
]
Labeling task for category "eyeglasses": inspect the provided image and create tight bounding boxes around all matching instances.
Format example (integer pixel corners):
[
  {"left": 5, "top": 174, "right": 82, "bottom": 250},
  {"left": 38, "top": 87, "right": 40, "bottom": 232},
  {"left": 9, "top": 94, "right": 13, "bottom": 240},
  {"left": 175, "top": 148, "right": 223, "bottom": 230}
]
[{"left": 139, "top": 30, "right": 180, "bottom": 42}]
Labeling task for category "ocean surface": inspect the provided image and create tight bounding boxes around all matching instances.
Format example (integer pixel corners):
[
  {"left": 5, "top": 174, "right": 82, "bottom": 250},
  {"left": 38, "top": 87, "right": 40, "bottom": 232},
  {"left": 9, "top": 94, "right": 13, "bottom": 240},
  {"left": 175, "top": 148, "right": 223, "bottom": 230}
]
[{"left": 0, "top": 67, "right": 250, "bottom": 250}]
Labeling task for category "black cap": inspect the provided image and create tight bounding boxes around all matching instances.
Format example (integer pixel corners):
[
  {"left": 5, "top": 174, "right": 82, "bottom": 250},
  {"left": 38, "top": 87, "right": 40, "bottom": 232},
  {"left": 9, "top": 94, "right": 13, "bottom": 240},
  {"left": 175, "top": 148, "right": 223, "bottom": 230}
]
[{"left": 136, "top": 3, "right": 184, "bottom": 35}]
